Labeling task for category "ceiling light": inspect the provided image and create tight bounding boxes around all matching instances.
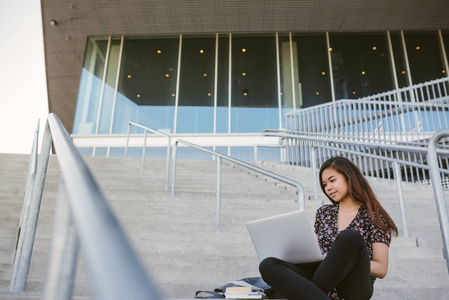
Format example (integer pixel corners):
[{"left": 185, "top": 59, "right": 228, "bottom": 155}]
[
  {"left": 165, "top": 74, "right": 170, "bottom": 77},
  {"left": 316, "top": 92, "right": 319, "bottom": 95},
  {"left": 401, "top": 70, "right": 406, "bottom": 74},
  {"left": 242, "top": 72, "right": 246, "bottom": 76},
  {"left": 242, "top": 48, "right": 247, "bottom": 53},
  {"left": 329, "top": 48, "right": 333, "bottom": 52},
  {"left": 372, "top": 46, "right": 377, "bottom": 50},
  {"left": 171, "top": 93, "right": 175, "bottom": 97},
  {"left": 443, "top": 70, "right": 446, "bottom": 74},
  {"left": 157, "top": 50, "right": 162, "bottom": 54},
  {"left": 416, "top": 46, "right": 421, "bottom": 50},
  {"left": 243, "top": 92, "right": 248, "bottom": 96},
  {"left": 361, "top": 71, "right": 366, "bottom": 75},
  {"left": 203, "top": 73, "right": 207, "bottom": 77},
  {"left": 137, "top": 94, "right": 141, "bottom": 98},
  {"left": 127, "top": 75, "right": 132, "bottom": 78},
  {"left": 207, "top": 93, "right": 211, "bottom": 96},
  {"left": 352, "top": 91, "right": 356, "bottom": 95},
  {"left": 200, "top": 49, "right": 204, "bottom": 54},
  {"left": 322, "top": 72, "right": 326, "bottom": 75}
]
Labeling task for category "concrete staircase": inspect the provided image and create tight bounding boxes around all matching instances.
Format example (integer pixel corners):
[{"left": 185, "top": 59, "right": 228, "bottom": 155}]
[{"left": 0, "top": 153, "right": 448, "bottom": 299}]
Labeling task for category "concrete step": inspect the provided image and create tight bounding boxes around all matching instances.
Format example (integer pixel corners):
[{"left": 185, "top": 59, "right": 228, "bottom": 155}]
[{"left": 1, "top": 154, "right": 448, "bottom": 299}]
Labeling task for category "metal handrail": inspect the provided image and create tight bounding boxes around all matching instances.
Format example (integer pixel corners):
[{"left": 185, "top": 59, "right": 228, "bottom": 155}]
[
  {"left": 11, "top": 113, "right": 162, "bottom": 300},
  {"left": 264, "top": 131, "right": 449, "bottom": 156},
  {"left": 427, "top": 129, "right": 449, "bottom": 274},
  {"left": 11, "top": 121, "right": 40, "bottom": 291},
  {"left": 357, "top": 76, "right": 449, "bottom": 103},
  {"left": 171, "top": 139, "right": 306, "bottom": 233},
  {"left": 125, "top": 121, "right": 171, "bottom": 191},
  {"left": 264, "top": 128, "right": 448, "bottom": 149},
  {"left": 19, "top": 120, "right": 40, "bottom": 230}
]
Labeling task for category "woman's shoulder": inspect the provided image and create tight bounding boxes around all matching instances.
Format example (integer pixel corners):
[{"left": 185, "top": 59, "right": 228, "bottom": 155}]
[{"left": 316, "top": 204, "right": 337, "bottom": 215}]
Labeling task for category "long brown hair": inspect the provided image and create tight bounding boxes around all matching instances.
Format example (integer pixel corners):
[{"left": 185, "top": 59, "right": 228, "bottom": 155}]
[{"left": 319, "top": 156, "right": 398, "bottom": 238}]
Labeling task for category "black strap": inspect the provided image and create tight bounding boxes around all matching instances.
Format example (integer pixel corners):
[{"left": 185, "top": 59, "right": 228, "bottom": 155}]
[{"left": 194, "top": 290, "right": 225, "bottom": 299}]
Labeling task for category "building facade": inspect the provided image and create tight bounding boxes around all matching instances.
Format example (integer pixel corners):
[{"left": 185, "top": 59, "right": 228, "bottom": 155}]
[{"left": 41, "top": 1, "right": 449, "bottom": 158}]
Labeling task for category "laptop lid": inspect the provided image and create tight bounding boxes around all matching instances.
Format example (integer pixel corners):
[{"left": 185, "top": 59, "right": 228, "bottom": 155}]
[{"left": 246, "top": 210, "right": 323, "bottom": 264}]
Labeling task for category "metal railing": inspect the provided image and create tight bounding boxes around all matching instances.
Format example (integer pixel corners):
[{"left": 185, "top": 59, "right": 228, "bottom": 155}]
[
  {"left": 285, "top": 100, "right": 449, "bottom": 148},
  {"left": 281, "top": 90, "right": 449, "bottom": 185},
  {"left": 428, "top": 129, "right": 449, "bottom": 274},
  {"left": 265, "top": 130, "right": 449, "bottom": 178},
  {"left": 10, "top": 113, "right": 162, "bottom": 300},
  {"left": 357, "top": 77, "right": 449, "bottom": 103},
  {"left": 171, "top": 139, "right": 306, "bottom": 233},
  {"left": 125, "top": 121, "right": 171, "bottom": 191}
]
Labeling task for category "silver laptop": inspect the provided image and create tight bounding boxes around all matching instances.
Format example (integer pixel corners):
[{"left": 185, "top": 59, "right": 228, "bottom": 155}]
[{"left": 246, "top": 210, "right": 323, "bottom": 264}]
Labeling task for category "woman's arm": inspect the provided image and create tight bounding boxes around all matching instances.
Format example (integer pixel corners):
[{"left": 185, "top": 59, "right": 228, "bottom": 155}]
[{"left": 370, "top": 242, "right": 389, "bottom": 278}]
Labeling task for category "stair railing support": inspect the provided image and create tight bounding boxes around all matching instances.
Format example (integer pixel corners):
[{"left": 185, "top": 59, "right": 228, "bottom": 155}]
[
  {"left": 427, "top": 129, "right": 449, "bottom": 274},
  {"left": 172, "top": 139, "right": 306, "bottom": 232},
  {"left": 10, "top": 120, "right": 53, "bottom": 292},
  {"left": 125, "top": 121, "right": 171, "bottom": 191},
  {"left": 216, "top": 156, "right": 222, "bottom": 233},
  {"left": 19, "top": 120, "right": 39, "bottom": 229}
]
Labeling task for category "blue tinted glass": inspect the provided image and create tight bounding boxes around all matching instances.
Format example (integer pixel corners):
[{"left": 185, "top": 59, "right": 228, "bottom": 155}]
[
  {"left": 217, "top": 35, "right": 230, "bottom": 133},
  {"left": 98, "top": 38, "right": 122, "bottom": 134},
  {"left": 177, "top": 36, "right": 215, "bottom": 133},
  {"left": 330, "top": 33, "right": 394, "bottom": 100},
  {"left": 404, "top": 32, "right": 446, "bottom": 86},
  {"left": 113, "top": 37, "right": 179, "bottom": 133},
  {"left": 73, "top": 38, "right": 108, "bottom": 134},
  {"left": 389, "top": 32, "right": 409, "bottom": 88},
  {"left": 231, "top": 34, "right": 278, "bottom": 132}
]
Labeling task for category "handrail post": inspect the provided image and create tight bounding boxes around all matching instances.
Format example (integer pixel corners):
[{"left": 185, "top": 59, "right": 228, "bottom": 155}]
[
  {"left": 393, "top": 162, "right": 409, "bottom": 237},
  {"left": 10, "top": 121, "right": 53, "bottom": 292},
  {"left": 165, "top": 136, "right": 171, "bottom": 191},
  {"left": 311, "top": 146, "right": 319, "bottom": 202},
  {"left": 141, "top": 129, "right": 147, "bottom": 171},
  {"left": 171, "top": 141, "right": 178, "bottom": 196},
  {"left": 20, "top": 121, "right": 39, "bottom": 229},
  {"left": 296, "top": 183, "right": 305, "bottom": 211},
  {"left": 43, "top": 178, "right": 79, "bottom": 300},
  {"left": 427, "top": 129, "right": 449, "bottom": 274},
  {"left": 125, "top": 122, "right": 131, "bottom": 157},
  {"left": 216, "top": 156, "right": 222, "bottom": 233}
]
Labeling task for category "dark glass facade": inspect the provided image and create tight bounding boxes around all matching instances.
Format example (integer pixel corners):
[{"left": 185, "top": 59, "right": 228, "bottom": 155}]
[{"left": 73, "top": 31, "right": 449, "bottom": 135}]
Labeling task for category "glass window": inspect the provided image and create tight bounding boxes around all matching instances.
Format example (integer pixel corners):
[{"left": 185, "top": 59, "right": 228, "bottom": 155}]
[
  {"left": 231, "top": 34, "right": 278, "bottom": 133},
  {"left": 404, "top": 32, "right": 446, "bottom": 85},
  {"left": 97, "top": 37, "right": 122, "bottom": 134},
  {"left": 216, "top": 34, "right": 230, "bottom": 133},
  {"left": 291, "top": 33, "right": 331, "bottom": 108},
  {"left": 114, "top": 36, "right": 179, "bottom": 134},
  {"left": 177, "top": 35, "right": 215, "bottom": 133},
  {"left": 278, "top": 33, "right": 294, "bottom": 128},
  {"left": 329, "top": 33, "right": 394, "bottom": 100},
  {"left": 389, "top": 32, "right": 409, "bottom": 88},
  {"left": 73, "top": 37, "right": 108, "bottom": 134},
  {"left": 441, "top": 31, "right": 449, "bottom": 76}
]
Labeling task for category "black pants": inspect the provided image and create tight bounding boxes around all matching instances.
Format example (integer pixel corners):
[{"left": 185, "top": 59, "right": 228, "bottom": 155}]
[{"left": 259, "top": 229, "right": 373, "bottom": 300}]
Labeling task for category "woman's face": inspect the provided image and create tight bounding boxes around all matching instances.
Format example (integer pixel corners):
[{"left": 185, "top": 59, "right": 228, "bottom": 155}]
[{"left": 321, "top": 167, "right": 351, "bottom": 203}]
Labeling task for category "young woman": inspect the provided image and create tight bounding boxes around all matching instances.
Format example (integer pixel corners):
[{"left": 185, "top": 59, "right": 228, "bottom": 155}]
[{"left": 259, "top": 156, "right": 398, "bottom": 300}]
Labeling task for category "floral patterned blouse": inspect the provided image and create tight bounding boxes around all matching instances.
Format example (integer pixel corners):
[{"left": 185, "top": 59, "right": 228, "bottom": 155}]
[{"left": 314, "top": 204, "right": 391, "bottom": 300}]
